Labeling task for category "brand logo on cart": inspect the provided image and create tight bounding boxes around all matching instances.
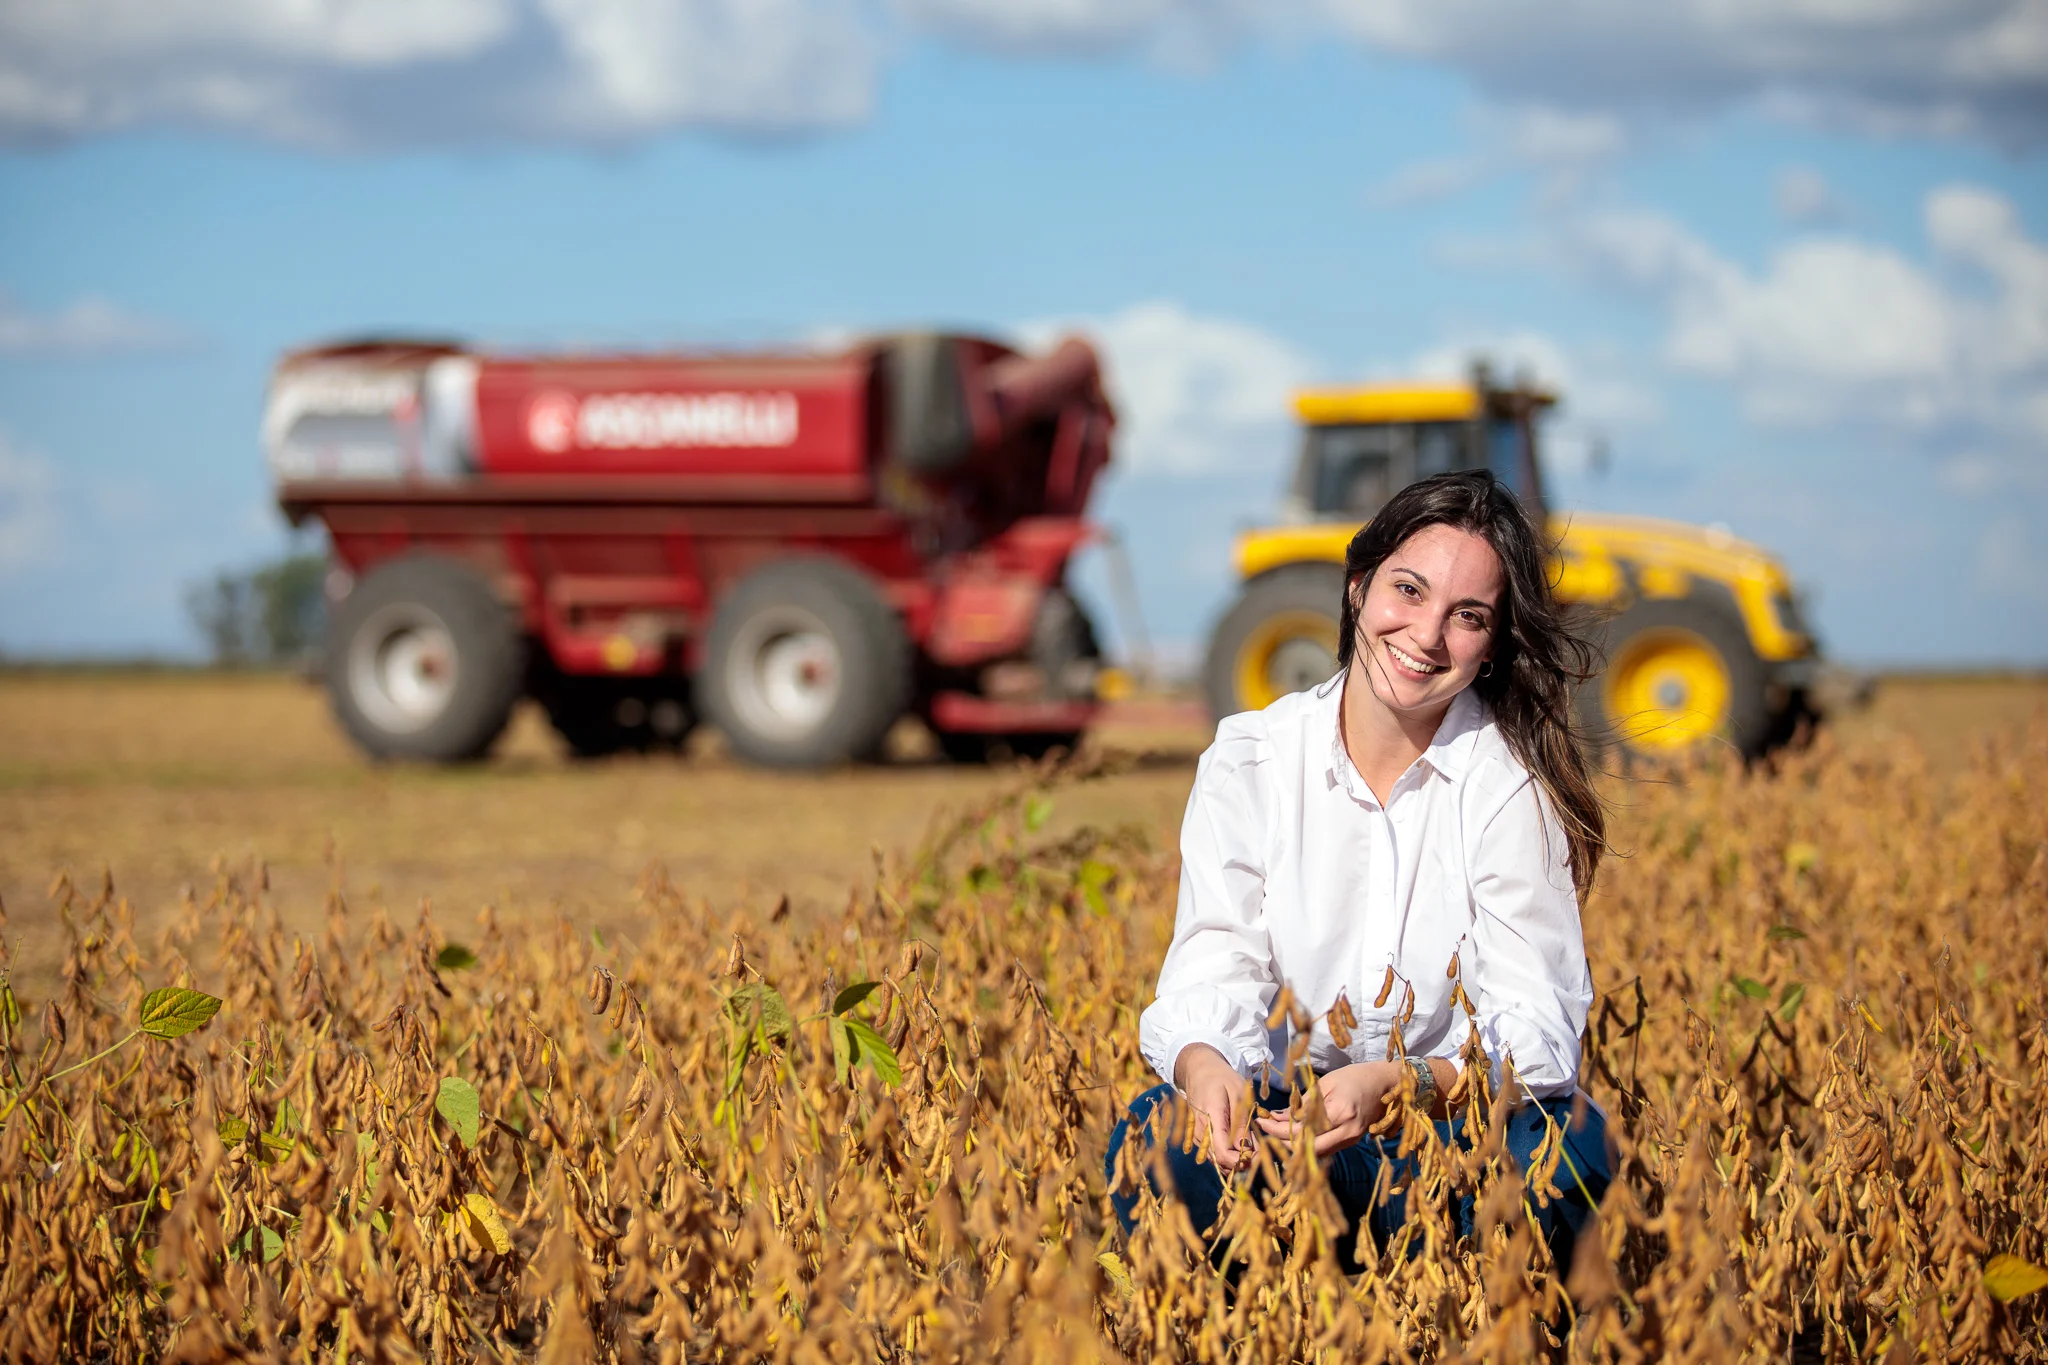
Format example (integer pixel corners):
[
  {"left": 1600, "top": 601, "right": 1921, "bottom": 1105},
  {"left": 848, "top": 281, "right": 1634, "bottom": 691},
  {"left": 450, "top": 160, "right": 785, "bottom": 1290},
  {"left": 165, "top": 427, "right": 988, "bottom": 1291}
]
[{"left": 524, "top": 389, "right": 799, "bottom": 453}]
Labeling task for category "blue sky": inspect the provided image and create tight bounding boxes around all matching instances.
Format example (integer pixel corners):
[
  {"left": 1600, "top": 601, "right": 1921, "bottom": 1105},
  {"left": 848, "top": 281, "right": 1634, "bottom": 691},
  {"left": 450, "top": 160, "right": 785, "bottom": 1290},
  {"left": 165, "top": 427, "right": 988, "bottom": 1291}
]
[{"left": 1, "top": 3, "right": 2044, "bottom": 668}]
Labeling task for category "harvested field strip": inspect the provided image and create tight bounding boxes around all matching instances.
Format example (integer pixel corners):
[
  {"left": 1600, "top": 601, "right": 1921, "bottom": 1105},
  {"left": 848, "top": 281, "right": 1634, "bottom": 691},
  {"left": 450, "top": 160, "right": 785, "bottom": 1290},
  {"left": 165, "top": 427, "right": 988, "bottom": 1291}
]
[{"left": 2, "top": 725, "right": 2046, "bottom": 1360}]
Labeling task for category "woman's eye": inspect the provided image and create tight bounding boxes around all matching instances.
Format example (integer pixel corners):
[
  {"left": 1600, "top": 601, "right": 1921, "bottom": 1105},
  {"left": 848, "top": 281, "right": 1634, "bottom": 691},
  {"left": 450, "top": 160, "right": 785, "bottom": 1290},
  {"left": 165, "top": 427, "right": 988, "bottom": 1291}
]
[{"left": 1398, "top": 583, "right": 1420, "bottom": 598}]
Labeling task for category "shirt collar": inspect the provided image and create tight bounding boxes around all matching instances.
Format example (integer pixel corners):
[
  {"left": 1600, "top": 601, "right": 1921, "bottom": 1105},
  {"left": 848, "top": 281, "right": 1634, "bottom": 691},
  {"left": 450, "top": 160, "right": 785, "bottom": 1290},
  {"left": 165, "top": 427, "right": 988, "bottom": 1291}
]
[{"left": 1319, "top": 672, "right": 1486, "bottom": 794}]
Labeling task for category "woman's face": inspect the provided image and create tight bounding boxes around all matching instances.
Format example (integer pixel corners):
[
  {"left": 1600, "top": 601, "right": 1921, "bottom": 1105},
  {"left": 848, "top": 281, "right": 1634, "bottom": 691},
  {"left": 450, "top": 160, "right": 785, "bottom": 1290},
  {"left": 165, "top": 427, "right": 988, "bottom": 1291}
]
[{"left": 1350, "top": 523, "right": 1504, "bottom": 719}]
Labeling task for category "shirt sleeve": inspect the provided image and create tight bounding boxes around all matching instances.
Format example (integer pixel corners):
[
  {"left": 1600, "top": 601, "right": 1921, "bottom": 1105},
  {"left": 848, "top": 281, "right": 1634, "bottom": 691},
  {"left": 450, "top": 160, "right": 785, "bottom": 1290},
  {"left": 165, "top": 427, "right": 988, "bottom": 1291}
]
[
  {"left": 1464, "top": 772, "right": 1592, "bottom": 1099},
  {"left": 1138, "top": 733, "right": 1278, "bottom": 1085}
]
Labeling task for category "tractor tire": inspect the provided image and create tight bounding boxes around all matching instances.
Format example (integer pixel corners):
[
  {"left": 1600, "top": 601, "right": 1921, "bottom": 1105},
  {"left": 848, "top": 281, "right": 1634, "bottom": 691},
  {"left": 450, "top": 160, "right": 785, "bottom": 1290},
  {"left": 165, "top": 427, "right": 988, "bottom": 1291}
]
[
  {"left": 699, "top": 558, "right": 911, "bottom": 768},
  {"left": 1580, "top": 593, "right": 1769, "bottom": 761},
  {"left": 882, "top": 333, "right": 975, "bottom": 475},
  {"left": 1202, "top": 564, "right": 1347, "bottom": 721},
  {"left": 536, "top": 674, "right": 694, "bottom": 759},
  {"left": 326, "top": 555, "right": 524, "bottom": 762}
]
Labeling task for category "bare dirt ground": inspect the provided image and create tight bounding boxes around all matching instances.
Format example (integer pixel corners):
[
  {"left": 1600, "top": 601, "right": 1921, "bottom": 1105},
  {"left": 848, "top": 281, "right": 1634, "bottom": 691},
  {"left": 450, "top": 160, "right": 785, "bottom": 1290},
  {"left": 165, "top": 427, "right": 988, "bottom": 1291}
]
[{"left": 3, "top": 669, "right": 2041, "bottom": 987}]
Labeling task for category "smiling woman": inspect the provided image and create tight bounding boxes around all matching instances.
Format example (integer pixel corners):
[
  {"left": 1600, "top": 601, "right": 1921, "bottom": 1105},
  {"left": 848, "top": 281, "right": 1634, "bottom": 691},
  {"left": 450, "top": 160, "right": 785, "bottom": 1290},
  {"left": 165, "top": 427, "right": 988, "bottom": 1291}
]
[{"left": 1107, "top": 469, "right": 1613, "bottom": 1273}]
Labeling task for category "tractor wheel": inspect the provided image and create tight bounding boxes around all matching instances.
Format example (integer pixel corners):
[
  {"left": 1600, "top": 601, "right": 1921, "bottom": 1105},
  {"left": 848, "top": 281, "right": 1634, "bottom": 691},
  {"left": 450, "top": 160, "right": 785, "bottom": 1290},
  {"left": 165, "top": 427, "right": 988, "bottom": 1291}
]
[
  {"left": 1581, "top": 594, "right": 1769, "bottom": 761},
  {"left": 537, "top": 675, "right": 694, "bottom": 759},
  {"left": 326, "top": 555, "right": 524, "bottom": 762},
  {"left": 1202, "top": 564, "right": 1347, "bottom": 720},
  {"left": 700, "top": 559, "right": 911, "bottom": 768}
]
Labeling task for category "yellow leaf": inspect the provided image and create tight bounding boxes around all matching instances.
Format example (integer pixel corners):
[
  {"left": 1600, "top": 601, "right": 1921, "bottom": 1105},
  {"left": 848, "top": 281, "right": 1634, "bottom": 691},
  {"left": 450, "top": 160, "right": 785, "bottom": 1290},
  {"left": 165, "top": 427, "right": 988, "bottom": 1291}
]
[
  {"left": 1096, "top": 1251, "right": 1135, "bottom": 1301},
  {"left": 1984, "top": 1253, "right": 2048, "bottom": 1302},
  {"left": 463, "top": 1192, "right": 512, "bottom": 1255}
]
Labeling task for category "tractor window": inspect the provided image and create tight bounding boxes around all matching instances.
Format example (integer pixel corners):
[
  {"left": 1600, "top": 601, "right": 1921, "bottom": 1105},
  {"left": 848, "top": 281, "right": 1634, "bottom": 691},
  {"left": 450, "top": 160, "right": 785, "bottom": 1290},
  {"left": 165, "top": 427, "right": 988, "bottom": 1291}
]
[
  {"left": 1306, "top": 424, "right": 1398, "bottom": 517},
  {"left": 1413, "top": 422, "right": 1462, "bottom": 480},
  {"left": 1487, "top": 418, "right": 1532, "bottom": 502}
]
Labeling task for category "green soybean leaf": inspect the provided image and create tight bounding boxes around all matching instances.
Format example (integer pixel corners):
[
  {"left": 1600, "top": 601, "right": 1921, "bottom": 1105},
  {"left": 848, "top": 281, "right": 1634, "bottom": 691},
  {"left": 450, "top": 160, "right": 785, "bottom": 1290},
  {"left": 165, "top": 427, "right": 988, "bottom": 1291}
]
[
  {"left": 1732, "top": 977, "right": 1772, "bottom": 1001},
  {"left": 843, "top": 1018, "right": 903, "bottom": 1087},
  {"left": 1078, "top": 859, "right": 1115, "bottom": 918},
  {"left": 1766, "top": 924, "right": 1808, "bottom": 943},
  {"left": 435, "top": 943, "right": 479, "bottom": 971},
  {"left": 137, "top": 986, "right": 222, "bottom": 1040},
  {"left": 1024, "top": 794, "right": 1054, "bottom": 833},
  {"left": 832, "top": 981, "right": 880, "bottom": 1016},
  {"left": 725, "top": 984, "right": 792, "bottom": 1041},
  {"left": 831, "top": 1018, "right": 853, "bottom": 1088},
  {"left": 216, "top": 1117, "right": 249, "bottom": 1145},
  {"left": 1778, "top": 982, "right": 1807, "bottom": 1019},
  {"left": 723, "top": 1029, "right": 753, "bottom": 1099},
  {"left": 436, "top": 1076, "right": 482, "bottom": 1149}
]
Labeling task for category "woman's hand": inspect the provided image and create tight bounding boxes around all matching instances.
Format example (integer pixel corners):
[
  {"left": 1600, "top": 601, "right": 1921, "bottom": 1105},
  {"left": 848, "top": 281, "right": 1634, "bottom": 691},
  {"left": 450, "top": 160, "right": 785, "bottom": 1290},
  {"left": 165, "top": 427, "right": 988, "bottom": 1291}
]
[
  {"left": 1255, "top": 1061, "right": 1402, "bottom": 1157},
  {"left": 1174, "top": 1044, "right": 1254, "bottom": 1173}
]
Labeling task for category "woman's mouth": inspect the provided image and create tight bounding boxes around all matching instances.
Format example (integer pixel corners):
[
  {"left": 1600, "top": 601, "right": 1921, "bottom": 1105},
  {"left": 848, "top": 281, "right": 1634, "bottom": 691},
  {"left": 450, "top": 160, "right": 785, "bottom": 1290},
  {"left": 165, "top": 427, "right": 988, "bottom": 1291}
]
[{"left": 1385, "top": 641, "right": 1446, "bottom": 678}]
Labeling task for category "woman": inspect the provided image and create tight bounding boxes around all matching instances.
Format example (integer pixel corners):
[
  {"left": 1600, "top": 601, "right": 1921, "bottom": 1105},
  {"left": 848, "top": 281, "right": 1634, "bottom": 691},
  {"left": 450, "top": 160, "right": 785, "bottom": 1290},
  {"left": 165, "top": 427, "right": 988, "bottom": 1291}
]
[{"left": 1107, "top": 469, "right": 1611, "bottom": 1270}]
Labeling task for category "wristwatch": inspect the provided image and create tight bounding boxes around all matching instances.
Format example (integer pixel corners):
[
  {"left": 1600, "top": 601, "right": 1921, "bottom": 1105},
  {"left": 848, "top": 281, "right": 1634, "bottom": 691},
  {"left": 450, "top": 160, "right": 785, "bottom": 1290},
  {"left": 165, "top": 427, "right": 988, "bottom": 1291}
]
[{"left": 1404, "top": 1055, "right": 1439, "bottom": 1112}]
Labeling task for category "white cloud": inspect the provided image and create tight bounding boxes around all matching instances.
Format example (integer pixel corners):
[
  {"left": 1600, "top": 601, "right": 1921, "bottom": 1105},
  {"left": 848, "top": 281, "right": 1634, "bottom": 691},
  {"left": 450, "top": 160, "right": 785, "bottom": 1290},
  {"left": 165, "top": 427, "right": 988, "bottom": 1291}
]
[
  {"left": 1567, "top": 184, "right": 2048, "bottom": 440},
  {"left": 5, "top": 0, "right": 2041, "bottom": 147},
  {"left": 1324, "top": 0, "right": 2048, "bottom": 146},
  {"left": 0, "top": 0, "right": 878, "bottom": 145},
  {"left": 1022, "top": 300, "right": 1314, "bottom": 476},
  {"left": 893, "top": 0, "right": 1260, "bottom": 57},
  {"left": 0, "top": 291, "right": 191, "bottom": 356}
]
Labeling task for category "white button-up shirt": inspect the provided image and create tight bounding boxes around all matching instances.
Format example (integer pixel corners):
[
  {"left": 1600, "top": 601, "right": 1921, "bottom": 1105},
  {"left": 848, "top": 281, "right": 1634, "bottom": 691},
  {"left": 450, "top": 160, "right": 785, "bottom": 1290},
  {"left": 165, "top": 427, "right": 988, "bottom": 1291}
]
[{"left": 1139, "top": 673, "right": 1592, "bottom": 1099}]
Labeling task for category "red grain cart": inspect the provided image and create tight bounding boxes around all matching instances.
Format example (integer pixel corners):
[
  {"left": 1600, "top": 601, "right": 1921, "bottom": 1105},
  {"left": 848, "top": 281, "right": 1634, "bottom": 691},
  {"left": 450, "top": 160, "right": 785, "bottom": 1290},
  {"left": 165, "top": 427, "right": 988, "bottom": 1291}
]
[{"left": 269, "top": 332, "right": 1115, "bottom": 767}]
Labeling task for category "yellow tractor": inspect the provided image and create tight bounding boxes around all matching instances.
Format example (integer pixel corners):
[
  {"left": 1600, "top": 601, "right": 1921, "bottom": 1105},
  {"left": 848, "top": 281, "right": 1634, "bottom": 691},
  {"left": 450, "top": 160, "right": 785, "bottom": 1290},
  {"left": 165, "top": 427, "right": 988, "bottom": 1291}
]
[{"left": 1202, "top": 372, "right": 1821, "bottom": 758}]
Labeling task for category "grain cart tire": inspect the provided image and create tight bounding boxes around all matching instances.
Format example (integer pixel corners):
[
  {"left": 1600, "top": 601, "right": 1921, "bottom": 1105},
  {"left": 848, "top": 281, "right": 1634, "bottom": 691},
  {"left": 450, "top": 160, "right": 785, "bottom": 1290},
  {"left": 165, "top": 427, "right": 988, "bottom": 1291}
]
[
  {"left": 1202, "top": 564, "right": 1347, "bottom": 720},
  {"left": 883, "top": 333, "right": 975, "bottom": 474},
  {"left": 326, "top": 555, "right": 523, "bottom": 762},
  {"left": 700, "top": 559, "right": 911, "bottom": 768},
  {"left": 1580, "top": 594, "right": 1769, "bottom": 761}
]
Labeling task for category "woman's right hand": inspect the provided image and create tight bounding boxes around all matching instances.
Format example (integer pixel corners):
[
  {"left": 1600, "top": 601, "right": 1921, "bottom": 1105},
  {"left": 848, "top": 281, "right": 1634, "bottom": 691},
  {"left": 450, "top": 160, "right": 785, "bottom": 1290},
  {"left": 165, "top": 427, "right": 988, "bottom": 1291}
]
[{"left": 1174, "top": 1043, "right": 1253, "bottom": 1173}]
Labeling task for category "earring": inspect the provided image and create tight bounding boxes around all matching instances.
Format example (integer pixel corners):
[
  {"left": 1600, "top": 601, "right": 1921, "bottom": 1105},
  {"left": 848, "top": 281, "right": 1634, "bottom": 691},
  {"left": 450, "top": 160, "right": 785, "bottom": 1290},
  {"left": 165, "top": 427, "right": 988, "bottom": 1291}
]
[{"left": 1479, "top": 661, "right": 1493, "bottom": 678}]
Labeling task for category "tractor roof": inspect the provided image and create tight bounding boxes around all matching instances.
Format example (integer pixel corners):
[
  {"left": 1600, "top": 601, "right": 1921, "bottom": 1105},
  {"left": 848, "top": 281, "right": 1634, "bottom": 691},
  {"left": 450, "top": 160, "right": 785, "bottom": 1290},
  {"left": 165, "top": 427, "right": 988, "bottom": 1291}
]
[{"left": 1292, "top": 381, "right": 1556, "bottom": 426}]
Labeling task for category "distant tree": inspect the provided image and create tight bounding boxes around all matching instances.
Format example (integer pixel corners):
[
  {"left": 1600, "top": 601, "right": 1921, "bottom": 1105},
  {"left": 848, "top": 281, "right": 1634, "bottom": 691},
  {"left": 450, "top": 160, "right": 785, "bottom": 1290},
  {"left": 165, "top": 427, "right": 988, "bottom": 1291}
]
[{"left": 185, "top": 551, "right": 327, "bottom": 666}]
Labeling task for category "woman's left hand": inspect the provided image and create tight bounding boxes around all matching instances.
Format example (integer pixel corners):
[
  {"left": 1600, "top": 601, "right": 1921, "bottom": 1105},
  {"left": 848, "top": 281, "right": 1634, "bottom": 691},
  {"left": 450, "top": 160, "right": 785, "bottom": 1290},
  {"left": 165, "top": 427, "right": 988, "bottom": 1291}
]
[{"left": 1254, "top": 1061, "right": 1402, "bottom": 1157}]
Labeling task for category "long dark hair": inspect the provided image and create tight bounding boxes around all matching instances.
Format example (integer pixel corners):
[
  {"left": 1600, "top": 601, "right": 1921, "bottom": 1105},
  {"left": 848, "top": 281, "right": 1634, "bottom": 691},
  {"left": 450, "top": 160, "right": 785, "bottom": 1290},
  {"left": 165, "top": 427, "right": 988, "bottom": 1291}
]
[{"left": 1337, "top": 470, "right": 1607, "bottom": 896}]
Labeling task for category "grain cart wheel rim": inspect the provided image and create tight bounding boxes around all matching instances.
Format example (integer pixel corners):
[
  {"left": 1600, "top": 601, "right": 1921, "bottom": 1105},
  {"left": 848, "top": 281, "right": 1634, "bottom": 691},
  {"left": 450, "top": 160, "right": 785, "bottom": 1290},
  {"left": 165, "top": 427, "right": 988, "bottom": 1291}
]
[
  {"left": 700, "top": 558, "right": 911, "bottom": 767},
  {"left": 725, "top": 606, "right": 844, "bottom": 741},
  {"left": 347, "top": 603, "right": 460, "bottom": 734},
  {"left": 1235, "top": 612, "right": 1341, "bottom": 712},
  {"left": 1602, "top": 627, "right": 1732, "bottom": 752}
]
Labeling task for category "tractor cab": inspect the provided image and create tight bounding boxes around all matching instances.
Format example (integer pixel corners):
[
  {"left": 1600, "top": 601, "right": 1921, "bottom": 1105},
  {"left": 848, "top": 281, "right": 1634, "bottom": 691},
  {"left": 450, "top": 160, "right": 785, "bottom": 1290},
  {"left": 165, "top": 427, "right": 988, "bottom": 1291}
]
[{"left": 1281, "top": 374, "right": 1552, "bottom": 523}]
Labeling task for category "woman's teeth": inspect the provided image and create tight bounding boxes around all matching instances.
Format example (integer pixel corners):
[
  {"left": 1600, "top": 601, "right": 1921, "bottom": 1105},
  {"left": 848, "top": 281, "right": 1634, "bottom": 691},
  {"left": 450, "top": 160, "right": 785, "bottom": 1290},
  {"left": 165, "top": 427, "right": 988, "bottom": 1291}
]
[{"left": 1387, "top": 642, "right": 1444, "bottom": 675}]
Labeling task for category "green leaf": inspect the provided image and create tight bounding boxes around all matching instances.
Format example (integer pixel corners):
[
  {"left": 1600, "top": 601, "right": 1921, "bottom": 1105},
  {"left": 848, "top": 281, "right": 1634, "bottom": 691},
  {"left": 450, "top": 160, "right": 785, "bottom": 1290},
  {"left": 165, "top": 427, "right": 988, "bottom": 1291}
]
[
  {"left": 1778, "top": 982, "right": 1807, "bottom": 1019},
  {"left": 216, "top": 1117, "right": 249, "bottom": 1145},
  {"left": 842, "top": 1018, "right": 903, "bottom": 1087},
  {"left": 435, "top": 1076, "right": 482, "bottom": 1149},
  {"left": 831, "top": 1018, "right": 852, "bottom": 1088},
  {"left": 723, "top": 1028, "right": 753, "bottom": 1098},
  {"left": 1984, "top": 1254, "right": 2048, "bottom": 1303},
  {"left": 832, "top": 981, "right": 880, "bottom": 1016},
  {"left": 137, "top": 986, "right": 222, "bottom": 1040},
  {"left": 1732, "top": 977, "right": 1772, "bottom": 1001},
  {"left": 725, "top": 984, "right": 792, "bottom": 1041},
  {"left": 1024, "top": 794, "right": 1054, "bottom": 833},
  {"left": 1765, "top": 924, "right": 1808, "bottom": 943},
  {"left": 230, "top": 1225, "right": 285, "bottom": 1264},
  {"left": 435, "top": 943, "right": 479, "bottom": 971}
]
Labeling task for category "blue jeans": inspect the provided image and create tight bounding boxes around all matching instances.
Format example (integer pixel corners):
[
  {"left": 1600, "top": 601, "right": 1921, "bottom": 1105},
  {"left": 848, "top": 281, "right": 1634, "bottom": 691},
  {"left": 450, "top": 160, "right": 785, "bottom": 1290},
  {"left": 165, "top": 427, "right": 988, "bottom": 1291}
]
[{"left": 1105, "top": 1081, "right": 1610, "bottom": 1274}]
